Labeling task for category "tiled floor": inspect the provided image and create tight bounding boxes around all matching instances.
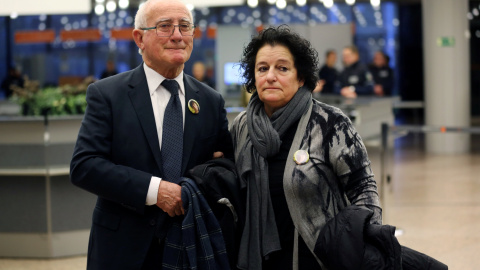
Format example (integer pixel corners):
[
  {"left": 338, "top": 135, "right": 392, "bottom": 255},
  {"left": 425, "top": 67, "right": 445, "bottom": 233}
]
[
  {"left": 370, "top": 134, "right": 480, "bottom": 270},
  {"left": 0, "top": 256, "right": 87, "bottom": 270},
  {"left": 1, "top": 134, "right": 479, "bottom": 269}
]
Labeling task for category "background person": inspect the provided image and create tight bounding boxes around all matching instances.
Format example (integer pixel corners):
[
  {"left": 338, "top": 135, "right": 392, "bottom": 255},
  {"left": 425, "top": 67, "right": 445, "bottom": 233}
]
[
  {"left": 1, "top": 67, "right": 24, "bottom": 99},
  {"left": 231, "top": 25, "right": 382, "bottom": 270},
  {"left": 100, "top": 60, "right": 118, "bottom": 79},
  {"left": 369, "top": 50, "right": 395, "bottom": 96},
  {"left": 337, "top": 45, "right": 375, "bottom": 98},
  {"left": 192, "top": 61, "right": 215, "bottom": 88},
  {"left": 313, "top": 49, "right": 338, "bottom": 94},
  {"left": 70, "top": 0, "right": 233, "bottom": 269}
]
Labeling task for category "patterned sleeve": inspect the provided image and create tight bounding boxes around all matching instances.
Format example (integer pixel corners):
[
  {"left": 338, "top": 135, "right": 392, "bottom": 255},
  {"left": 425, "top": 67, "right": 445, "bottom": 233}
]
[{"left": 327, "top": 112, "right": 382, "bottom": 224}]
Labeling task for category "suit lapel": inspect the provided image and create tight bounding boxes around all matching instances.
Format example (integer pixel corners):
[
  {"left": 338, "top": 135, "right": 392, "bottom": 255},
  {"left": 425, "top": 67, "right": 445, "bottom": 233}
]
[
  {"left": 127, "top": 69, "right": 201, "bottom": 176},
  {"left": 182, "top": 75, "right": 201, "bottom": 174},
  {"left": 127, "top": 65, "right": 164, "bottom": 174}
]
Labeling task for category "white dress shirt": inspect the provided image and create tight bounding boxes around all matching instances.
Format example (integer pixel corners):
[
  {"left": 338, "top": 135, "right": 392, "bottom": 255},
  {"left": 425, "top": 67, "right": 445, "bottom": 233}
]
[{"left": 143, "top": 63, "right": 186, "bottom": 205}]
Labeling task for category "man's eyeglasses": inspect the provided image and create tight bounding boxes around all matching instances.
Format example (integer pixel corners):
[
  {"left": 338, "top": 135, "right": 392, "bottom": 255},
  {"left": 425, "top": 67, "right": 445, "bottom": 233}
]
[{"left": 140, "top": 22, "right": 195, "bottom": 37}]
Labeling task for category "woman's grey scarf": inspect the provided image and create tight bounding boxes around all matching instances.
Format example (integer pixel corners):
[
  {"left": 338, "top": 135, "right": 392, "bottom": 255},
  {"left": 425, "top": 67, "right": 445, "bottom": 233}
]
[{"left": 236, "top": 87, "right": 312, "bottom": 270}]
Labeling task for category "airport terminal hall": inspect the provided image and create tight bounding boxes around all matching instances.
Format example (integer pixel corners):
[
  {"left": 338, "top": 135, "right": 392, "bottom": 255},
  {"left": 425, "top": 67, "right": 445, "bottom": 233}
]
[{"left": 0, "top": 0, "right": 479, "bottom": 269}]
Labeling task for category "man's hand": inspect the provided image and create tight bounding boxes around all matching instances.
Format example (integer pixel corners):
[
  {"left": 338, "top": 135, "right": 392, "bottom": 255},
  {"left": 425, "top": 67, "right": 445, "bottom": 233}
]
[
  {"left": 374, "top": 85, "right": 384, "bottom": 96},
  {"left": 313, "top": 80, "right": 325, "bottom": 93},
  {"left": 213, "top": 151, "right": 224, "bottom": 159},
  {"left": 340, "top": 86, "right": 357, "bottom": 98},
  {"left": 156, "top": 181, "right": 184, "bottom": 217}
]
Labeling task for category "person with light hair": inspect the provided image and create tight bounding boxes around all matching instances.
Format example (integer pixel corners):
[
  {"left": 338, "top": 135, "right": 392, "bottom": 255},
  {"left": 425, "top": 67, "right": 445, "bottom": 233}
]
[
  {"left": 70, "top": 0, "right": 233, "bottom": 269},
  {"left": 337, "top": 45, "right": 375, "bottom": 98}
]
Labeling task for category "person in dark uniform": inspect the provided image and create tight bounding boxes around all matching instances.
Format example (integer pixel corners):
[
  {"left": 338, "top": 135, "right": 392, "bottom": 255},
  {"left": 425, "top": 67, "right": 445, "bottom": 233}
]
[
  {"left": 313, "top": 49, "right": 338, "bottom": 94},
  {"left": 337, "top": 45, "right": 374, "bottom": 98},
  {"left": 369, "top": 51, "right": 394, "bottom": 96},
  {"left": 192, "top": 61, "right": 215, "bottom": 88},
  {"left": 100, "top": 60, "right": 118, "bottom": 79},
  {"left": 1, "top": 67, "right": 24, "bottom": 98}
]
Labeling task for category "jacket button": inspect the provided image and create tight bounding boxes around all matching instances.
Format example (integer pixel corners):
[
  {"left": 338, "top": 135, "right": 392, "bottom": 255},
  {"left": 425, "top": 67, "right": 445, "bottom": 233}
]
[{"left": 149, "top": 219, "right": 156, "bottom": 226}]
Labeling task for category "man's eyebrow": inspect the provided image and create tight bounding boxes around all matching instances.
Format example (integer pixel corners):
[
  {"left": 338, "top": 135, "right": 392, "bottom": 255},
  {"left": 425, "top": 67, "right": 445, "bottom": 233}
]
[{"left": 155, "top": 17, "right": 192, "bottom": 24}]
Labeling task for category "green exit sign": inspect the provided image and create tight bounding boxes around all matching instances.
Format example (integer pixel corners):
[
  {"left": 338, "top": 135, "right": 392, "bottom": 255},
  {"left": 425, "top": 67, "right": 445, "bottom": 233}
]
[{"left": 437, "top": 37, "right": 455, "bottom": 47}]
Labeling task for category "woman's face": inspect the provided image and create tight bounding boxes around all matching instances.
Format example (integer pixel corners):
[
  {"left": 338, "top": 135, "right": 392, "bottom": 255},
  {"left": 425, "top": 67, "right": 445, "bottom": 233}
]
[{"left": 254, "top": 44, "right": 304, "bottom": 116}]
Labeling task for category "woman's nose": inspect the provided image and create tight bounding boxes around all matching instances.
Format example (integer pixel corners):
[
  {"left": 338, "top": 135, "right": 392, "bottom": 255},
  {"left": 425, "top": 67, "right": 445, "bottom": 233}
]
[{"left": 266, "top": 68, "right": 276, "bottom": 82}]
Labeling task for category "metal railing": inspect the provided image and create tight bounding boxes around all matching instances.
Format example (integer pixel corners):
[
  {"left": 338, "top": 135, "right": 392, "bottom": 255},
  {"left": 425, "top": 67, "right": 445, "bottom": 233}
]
[{"left": 379, "top": 122, "right": 480, "bottom": 222}]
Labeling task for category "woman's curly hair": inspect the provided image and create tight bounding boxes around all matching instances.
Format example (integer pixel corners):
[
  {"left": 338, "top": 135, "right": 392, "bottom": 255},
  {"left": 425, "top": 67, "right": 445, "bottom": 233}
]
[{"left": 240, "top": 25, "right": 319, "bottom": 93}]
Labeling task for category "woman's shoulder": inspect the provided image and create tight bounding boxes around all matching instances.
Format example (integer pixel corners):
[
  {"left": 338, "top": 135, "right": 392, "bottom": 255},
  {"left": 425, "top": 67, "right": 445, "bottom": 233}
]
[
  {"left": 231, "top": 111, "right": 247, "bottom": 129},
  {"left": 311, "top": 99, "right": 351, "bottom": 124},
  {"left": 230, "top": 110, "right": 247, "bottom": 141}
]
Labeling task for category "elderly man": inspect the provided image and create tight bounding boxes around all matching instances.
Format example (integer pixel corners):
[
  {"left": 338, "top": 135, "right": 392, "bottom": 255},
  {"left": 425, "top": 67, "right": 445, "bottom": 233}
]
[{"left": 70, "top": 0, "right": 233, "bottom": 269}]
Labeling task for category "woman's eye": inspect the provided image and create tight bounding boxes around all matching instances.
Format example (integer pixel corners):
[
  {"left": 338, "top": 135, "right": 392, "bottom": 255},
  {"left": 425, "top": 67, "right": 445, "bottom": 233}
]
[
  {"left": 279, "top": 66, "right": 288, "bottom": 71},
  {"left": 258, "top": 67, "right": 268, "bottom": 72}
]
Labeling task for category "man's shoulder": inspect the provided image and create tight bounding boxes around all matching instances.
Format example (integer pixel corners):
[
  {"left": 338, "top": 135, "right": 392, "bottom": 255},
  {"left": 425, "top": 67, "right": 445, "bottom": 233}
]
[
  {"left": 86, "top": 67, "right": 145, "bottom": 102},
  {"left": 96, "top": 67, "right": 139, "bottom": 86},
  {"left": 319, "top": 65, "right": 328, "bottom": 72},
  {"left": 367, "top": 64, "right": 377, "bottom": 71},
  {"left": 92, "top": 66, "right": 143, "bottom": 90},
  {"left": 353, "top": 61, "right": 368, "bottom": 72},
  {"left": 184, "top": 74, "right": 221, "bottom": 99}
]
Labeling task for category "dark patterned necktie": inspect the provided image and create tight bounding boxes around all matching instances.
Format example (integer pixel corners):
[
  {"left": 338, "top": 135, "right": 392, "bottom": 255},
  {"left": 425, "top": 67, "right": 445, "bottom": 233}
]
[{"left": 161, "top": 79, "right": 183, "bottom": 183}]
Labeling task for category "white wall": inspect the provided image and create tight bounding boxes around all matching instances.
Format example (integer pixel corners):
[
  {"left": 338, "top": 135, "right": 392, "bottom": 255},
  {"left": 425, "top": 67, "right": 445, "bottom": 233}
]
[
  {"left": 215, "top": 25, "right": 252, "bottom": 106},
  {"left": 290, "top": 24, "right": 352, "bottom": 70},
  {"left": 0, "top": 0, "right": 91, "bottom": 15}
]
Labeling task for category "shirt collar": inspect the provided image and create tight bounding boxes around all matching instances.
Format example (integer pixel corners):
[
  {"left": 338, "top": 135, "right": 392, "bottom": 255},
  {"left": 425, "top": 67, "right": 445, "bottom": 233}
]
[{"left": 143, "top": 62, "right": 185, "bottom": 96}]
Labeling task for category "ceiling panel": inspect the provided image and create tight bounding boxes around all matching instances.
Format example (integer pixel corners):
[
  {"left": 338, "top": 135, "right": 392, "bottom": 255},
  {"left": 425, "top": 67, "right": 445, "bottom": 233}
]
[{"left": 0, "top": 0, "right": 91, "bottom": 16}]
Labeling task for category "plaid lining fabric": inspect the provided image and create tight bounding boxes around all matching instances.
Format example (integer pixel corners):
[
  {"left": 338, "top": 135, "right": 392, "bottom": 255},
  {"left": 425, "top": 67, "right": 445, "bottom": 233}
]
[{"left": 162, "top": 178, "right": 231, "bottom": 270}]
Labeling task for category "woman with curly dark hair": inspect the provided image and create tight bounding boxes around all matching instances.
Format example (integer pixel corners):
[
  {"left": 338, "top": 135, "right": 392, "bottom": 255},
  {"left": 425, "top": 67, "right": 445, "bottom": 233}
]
[{"left": 230, "top": 25, "right": 382, "bottom": 269}]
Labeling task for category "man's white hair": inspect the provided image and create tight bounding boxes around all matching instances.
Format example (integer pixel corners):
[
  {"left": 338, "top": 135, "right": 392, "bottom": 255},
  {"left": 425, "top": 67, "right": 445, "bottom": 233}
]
[
  {"left": 134, "top": 1, "right": 148, "bottom": 30},
  {"left": 133, "top": 0, "right": 193, "bottom": 55},
  {"left": 134, "top": 1, "right": 149, "bottom": 55}
]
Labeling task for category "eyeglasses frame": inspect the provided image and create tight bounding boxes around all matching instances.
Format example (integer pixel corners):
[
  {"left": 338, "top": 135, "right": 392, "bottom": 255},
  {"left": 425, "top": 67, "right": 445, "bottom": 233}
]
[{"left": 140, "top": 22, "right": 196, "bottom": 37}]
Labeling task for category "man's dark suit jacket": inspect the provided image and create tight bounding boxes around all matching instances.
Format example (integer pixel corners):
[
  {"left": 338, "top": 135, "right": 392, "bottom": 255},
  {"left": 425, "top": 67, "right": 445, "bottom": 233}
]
[{"left": 70, "top": 64, "right": 233, "bottom": 270}]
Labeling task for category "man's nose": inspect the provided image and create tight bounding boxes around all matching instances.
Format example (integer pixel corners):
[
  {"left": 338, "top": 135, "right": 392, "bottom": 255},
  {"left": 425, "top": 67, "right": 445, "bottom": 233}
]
[{"left": 170, "top": 26, "right": 183, "bottom": 39}]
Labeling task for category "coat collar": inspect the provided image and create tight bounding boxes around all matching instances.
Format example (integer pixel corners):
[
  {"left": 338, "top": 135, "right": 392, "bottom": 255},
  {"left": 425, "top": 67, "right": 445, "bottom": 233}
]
[
  {"left": 182, "top": 74, "right": 201, "bottom": 174},
  {"left": 127, "top": 64, "right": 164, "bottom": 175}
]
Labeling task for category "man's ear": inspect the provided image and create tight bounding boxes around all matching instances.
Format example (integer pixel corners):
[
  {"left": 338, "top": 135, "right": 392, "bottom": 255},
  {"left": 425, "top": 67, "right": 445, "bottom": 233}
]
[{"left": 132, "top": 29, "right": 144, "bottom": 51}]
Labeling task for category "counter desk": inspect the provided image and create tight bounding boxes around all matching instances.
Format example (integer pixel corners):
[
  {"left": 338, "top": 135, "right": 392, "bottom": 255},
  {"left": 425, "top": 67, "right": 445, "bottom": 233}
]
[
  {"left": 0, "top": 111, "right": 244, "bottom": 258},
  {"left": 0, "top": 96, "right": 394, "bottom": 258},
  {"left": 0, "top": 115, "right": 95, "bottom": 258}
]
